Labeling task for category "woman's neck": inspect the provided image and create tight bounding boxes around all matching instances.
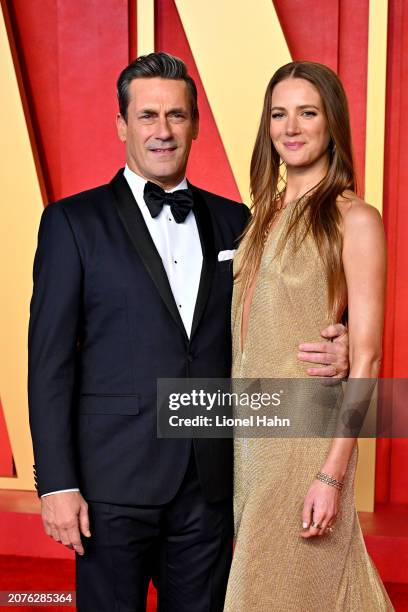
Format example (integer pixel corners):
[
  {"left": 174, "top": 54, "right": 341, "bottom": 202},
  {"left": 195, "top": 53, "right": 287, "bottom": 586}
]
[{"left": 283, "top": 156, "right": 329, "bottom": 205}]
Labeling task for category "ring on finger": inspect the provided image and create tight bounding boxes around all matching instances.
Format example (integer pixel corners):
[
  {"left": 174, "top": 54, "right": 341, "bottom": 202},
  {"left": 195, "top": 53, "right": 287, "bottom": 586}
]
[{"left": 311, "top": 521, "right": 322, "bottom": 529}]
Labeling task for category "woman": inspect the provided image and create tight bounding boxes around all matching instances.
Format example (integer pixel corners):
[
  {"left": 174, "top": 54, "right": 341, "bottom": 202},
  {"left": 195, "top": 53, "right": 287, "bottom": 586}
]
[{"left": 224, "top": 62, "right": 393, "bottom": 610}]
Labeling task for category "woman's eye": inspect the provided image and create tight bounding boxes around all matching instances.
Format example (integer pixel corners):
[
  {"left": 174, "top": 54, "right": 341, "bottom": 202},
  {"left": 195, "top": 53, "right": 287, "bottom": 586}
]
[
  {"left": 271, "top": 113, "right": 284, "bottom": 119},
  {"left": 302, "top": 111, "right": 317, "bottom": 117}
]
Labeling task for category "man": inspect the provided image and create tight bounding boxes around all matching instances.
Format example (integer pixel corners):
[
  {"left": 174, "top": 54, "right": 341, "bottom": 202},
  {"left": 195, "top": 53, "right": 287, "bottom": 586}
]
[{"left": 28, "top": 53, "right": 348, "bottom": 611}]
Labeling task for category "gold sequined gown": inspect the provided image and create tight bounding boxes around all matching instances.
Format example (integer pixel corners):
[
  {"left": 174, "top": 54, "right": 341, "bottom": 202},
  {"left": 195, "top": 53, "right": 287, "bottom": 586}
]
[{"left": 223, "top": 206, "right": 393, "bottom": 611}]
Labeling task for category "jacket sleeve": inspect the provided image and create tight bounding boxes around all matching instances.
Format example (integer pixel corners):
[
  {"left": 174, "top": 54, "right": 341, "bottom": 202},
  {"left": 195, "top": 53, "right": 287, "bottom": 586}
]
[
  {"left": 242, "top": 202, "right": 251, "bottom": 225},
  {"left": 28, "top": 202, "right": 83, "bottom": 496}
]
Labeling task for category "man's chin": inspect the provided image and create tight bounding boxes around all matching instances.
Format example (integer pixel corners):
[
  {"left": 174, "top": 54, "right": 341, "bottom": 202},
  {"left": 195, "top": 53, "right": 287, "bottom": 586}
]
[{"left": 146, "top": 162, "right": 186, "bottom": 183}]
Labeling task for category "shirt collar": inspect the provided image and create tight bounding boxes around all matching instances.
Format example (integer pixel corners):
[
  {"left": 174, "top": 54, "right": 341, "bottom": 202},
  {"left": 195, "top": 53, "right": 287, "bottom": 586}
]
[{"left": 124, "top": 164, "right": 188, "bottom": 207}]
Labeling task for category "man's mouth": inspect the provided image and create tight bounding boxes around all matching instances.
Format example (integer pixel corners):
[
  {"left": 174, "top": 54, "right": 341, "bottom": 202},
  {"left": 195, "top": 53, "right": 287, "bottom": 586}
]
[{"left": 149, "top": 147, "right": 177, "bottom": 154}]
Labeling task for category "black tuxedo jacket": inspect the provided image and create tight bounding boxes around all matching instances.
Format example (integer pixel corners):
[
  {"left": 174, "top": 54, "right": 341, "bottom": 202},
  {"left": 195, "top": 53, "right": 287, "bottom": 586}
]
[{"left": 28, "top": 169, "right": 249, "bottom": 505}]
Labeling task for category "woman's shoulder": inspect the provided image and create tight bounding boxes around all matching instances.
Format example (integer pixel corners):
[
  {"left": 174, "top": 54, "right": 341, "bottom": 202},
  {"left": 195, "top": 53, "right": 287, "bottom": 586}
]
[{"left": 336, "top": 191, "right": 383, "bottom": 232}]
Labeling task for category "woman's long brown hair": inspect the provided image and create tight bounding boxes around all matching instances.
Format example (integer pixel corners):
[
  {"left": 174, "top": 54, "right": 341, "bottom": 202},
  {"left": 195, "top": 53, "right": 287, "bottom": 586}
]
[{"left": 238, "top": 61, "right": 356, "bottom": 320}]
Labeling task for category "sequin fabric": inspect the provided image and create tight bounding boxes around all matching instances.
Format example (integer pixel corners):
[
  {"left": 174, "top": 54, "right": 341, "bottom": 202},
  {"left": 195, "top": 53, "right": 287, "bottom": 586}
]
[{"left": 224, "top": 205, "right": 394, "bottom": 611}]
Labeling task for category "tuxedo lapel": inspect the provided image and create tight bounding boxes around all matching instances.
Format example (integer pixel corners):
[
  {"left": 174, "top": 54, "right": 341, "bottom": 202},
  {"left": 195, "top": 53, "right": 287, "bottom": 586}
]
[
  {"left": 110, "top": 169, "right": 188, "bottom": 339},
  {"left": 189, "top": 184, "right": 216, "bottom": 339}
]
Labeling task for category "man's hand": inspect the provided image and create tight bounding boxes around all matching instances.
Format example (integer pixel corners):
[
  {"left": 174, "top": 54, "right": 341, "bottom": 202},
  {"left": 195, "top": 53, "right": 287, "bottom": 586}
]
[
  {"left": 298, "top": 323, "right": 349, "bottom": 378},
  {"left": 41, "top": 491, "right": 91, "bottom": 555}
]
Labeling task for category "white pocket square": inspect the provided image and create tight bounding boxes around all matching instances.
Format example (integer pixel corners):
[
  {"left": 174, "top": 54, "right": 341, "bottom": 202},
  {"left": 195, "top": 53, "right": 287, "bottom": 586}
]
[{"left": 218, "top": 249, "right": 236, "bottom": 262}]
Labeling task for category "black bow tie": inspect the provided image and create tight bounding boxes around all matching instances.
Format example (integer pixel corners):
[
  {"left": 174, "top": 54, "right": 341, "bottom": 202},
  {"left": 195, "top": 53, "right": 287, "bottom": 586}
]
[{"left": 143, "top": 181, "right": 194, "bottom": 223}]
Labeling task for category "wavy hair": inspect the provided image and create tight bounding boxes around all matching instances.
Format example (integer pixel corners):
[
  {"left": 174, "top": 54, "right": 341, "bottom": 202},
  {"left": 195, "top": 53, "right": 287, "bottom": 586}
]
[
  {"left": 238, "top": 61, "right": 356, "bottom": 319},
  {"left": 117, "top": 52, "right": 198, "bottom": 121}
]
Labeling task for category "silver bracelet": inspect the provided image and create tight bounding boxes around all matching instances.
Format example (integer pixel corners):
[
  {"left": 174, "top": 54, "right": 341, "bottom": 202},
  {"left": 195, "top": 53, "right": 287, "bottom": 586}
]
[{"left": 316, "top": 471, "right": 344, "bottom": 491}]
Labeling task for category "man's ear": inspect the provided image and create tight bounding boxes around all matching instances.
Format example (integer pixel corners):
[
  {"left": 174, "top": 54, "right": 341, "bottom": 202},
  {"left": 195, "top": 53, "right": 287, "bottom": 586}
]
[
  {"left": 192, "top": 114, "right": 199, "bottom": 140},
  {"left": 116, "top": 113, "right": 127, "bottom": 142}
]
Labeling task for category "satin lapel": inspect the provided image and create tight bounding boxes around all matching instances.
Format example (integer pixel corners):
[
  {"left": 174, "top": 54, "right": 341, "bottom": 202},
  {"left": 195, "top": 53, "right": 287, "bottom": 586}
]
[
  {"left": 110, "top": 170, "right": 188, "bottom": 339},
  {"left": 189, "top": 184, "right": 216, "bottom": 339}
]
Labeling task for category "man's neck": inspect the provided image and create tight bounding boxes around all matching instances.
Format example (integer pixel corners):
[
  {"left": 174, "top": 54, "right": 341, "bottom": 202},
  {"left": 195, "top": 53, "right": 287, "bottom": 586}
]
[{"left": 125, "top": 164, "right": 186, "bottom": 191}]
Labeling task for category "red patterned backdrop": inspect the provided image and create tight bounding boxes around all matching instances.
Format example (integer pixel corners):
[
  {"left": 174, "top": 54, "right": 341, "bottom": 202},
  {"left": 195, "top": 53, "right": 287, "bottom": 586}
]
[{"left": 1, "top": 0, "right": 407, "bottom": 504}]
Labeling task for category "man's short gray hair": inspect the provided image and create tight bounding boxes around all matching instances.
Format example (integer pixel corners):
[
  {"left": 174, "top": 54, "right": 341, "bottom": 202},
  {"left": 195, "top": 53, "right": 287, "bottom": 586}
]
[{"left": 117, "top": 52, "right": 198, "bottom": 121}]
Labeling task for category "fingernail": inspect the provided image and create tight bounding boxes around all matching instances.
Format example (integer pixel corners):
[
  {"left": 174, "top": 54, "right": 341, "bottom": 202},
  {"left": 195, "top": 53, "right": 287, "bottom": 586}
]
[{"left": 302, "top": 522, "right": 309, "bottom": 529}]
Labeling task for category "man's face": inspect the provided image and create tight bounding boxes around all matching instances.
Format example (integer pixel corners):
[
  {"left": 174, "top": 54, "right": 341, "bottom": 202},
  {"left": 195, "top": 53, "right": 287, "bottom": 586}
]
[{"left": 117, "top": 77, "right": 199, "bottom": 189}]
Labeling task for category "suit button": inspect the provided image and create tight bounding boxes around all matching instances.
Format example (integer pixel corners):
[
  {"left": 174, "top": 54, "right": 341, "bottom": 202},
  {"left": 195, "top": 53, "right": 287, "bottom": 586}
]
[{"left": 187, "top": 353, "right": 194, "bottom": 362}]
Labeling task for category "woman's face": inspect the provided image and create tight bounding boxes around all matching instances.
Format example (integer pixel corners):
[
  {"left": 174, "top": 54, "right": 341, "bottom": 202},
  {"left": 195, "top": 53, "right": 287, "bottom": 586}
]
[{"left": 270, "top": 77, "right": 331, "bottom": 170}]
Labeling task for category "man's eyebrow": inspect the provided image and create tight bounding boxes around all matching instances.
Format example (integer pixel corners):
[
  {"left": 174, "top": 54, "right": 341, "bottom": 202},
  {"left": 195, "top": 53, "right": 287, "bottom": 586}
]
[
  {"left": 167, "top": 107, "right": 187, "bottom": 114},
  {"left": 138, "top": 106, "right": 188, "bottom": 115},
  {"left": 137, "top": 107, "right": 158, "bottom": 114}
]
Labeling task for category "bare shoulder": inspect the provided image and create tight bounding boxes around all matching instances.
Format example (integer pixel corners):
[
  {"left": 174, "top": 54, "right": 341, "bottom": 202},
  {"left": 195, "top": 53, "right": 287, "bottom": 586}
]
[{"left": 337, "top": 191, "right": 384, "bottom": 235}]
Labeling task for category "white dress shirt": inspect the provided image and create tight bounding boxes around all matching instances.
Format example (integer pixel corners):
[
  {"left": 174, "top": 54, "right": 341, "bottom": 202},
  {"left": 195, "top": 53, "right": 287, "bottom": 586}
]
[
  {"left": 42, "top": 166, "right": 203, "bottom": 497},
  {"left": 123, "top": 165, "right": 203, "bottom": 336}
]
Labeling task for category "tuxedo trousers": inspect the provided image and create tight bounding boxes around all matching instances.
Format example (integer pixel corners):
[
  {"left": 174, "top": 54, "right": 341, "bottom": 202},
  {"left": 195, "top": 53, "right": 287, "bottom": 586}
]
[{"left": 76, "top": 452, "right": 233, "bottom": 612}]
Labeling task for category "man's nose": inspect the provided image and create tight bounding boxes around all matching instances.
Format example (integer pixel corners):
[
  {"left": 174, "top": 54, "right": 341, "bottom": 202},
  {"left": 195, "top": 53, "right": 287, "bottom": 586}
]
[{"left": 155, "top": 117, "right": 172, "bottom": 140}]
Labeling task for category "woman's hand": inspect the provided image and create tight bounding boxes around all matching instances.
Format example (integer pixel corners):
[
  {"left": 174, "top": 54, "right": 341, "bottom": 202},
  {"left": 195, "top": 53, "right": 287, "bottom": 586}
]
[{"left": 300, "top": 480, "right": 339, "bottom": 538}]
